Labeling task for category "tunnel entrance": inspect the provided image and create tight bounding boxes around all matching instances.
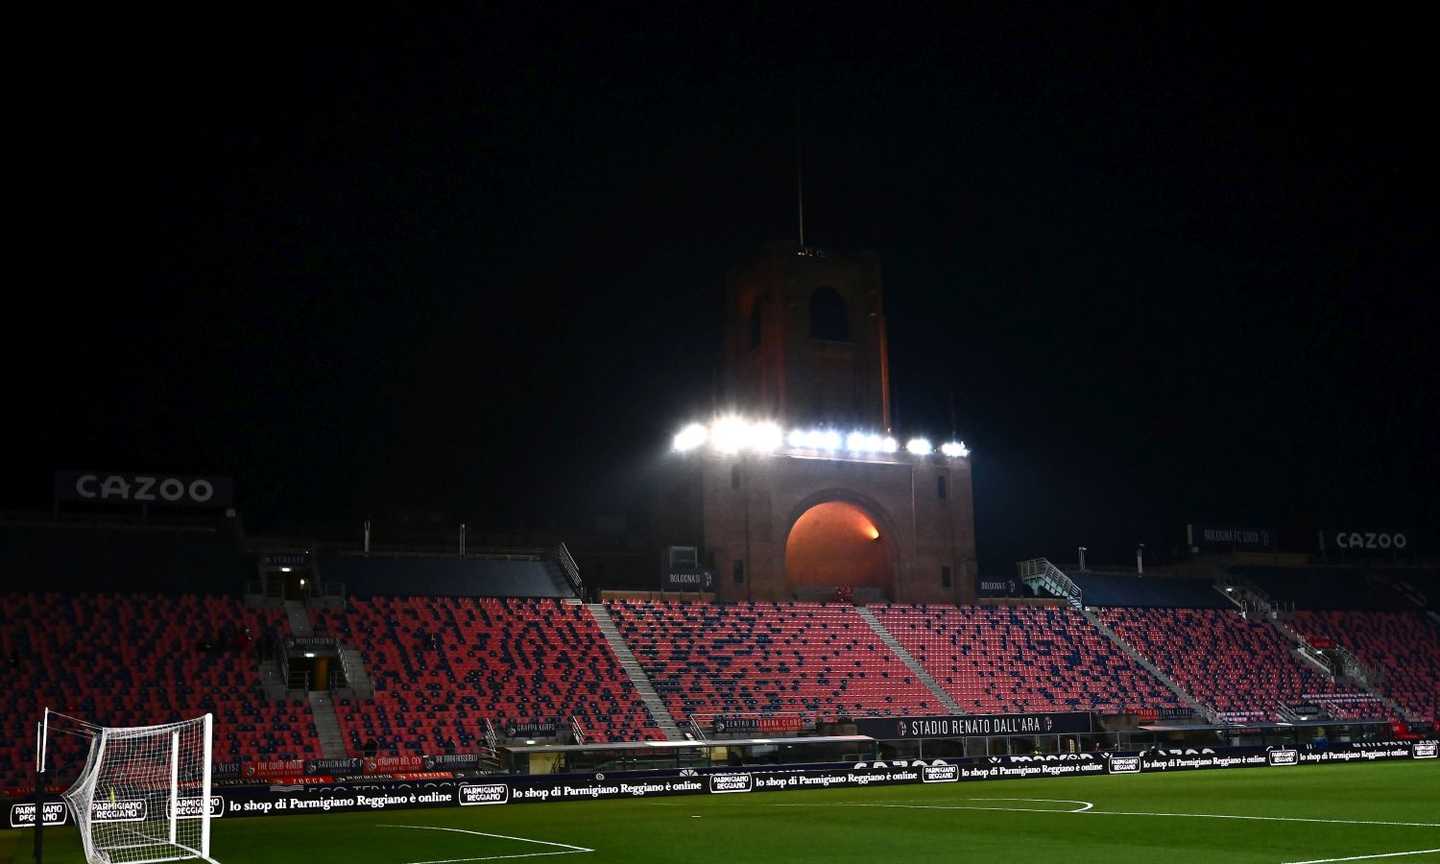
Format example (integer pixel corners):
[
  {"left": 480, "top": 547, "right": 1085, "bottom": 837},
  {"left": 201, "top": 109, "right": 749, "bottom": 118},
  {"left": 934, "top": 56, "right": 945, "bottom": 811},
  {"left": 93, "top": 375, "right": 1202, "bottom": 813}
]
[{"left": 784, "top": 500, "right": 894, "bottom": 601}]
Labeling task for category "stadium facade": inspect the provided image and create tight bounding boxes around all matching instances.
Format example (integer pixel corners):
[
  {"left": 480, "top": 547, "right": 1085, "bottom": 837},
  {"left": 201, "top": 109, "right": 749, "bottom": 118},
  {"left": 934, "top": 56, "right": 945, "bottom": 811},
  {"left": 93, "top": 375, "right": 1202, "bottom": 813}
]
[{"left": 661, "top": 248, "right": 978, "bottom": 604}]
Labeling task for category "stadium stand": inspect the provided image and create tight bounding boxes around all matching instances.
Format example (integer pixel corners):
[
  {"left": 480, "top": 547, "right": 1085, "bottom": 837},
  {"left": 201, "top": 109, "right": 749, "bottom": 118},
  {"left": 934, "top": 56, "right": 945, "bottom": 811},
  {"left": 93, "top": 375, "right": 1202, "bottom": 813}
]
[
  {"left": 0, "top": 593, "right": 312, "bottom": 794},
  {"left": 606, "top": 600, "right": 943, "bottom": 721},
  {"left": 1069, "top": 571, "right": 1229, "bottom": 608},
  {"left": 312, "top": 596, "right": 662, "bottom": 754},
  {"left": 873, "top": 604, "right": 1186, "bottom": 714},
  {"left": 1098, "top": 607, "right": 1376, "bottom": 722},
  {"left": 0, "top": 523, "right": 253, "bottom": 594},
  {"left": 1290, "top": 610, "right": 1440, "bottom": 723},
  {"left": 321, "top": 555, "right": 574, "bottom": 599},
  {"left": 1230, "top": 567, "right": 1415, "bottom": 610}
]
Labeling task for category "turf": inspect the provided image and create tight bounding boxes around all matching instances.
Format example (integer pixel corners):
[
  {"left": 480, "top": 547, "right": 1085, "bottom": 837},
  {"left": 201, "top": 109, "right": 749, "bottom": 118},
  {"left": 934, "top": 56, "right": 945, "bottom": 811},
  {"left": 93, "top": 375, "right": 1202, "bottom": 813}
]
[{"left": 13, "top": 762, "right": 1440, "bottom": 863}]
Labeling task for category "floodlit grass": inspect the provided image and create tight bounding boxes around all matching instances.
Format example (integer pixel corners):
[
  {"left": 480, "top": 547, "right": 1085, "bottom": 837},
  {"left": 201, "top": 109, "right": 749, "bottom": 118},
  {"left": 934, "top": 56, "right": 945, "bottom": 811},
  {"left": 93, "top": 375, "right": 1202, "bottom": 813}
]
[{"left": 20, "top": 762, "right": 1440, "bottom": 863}]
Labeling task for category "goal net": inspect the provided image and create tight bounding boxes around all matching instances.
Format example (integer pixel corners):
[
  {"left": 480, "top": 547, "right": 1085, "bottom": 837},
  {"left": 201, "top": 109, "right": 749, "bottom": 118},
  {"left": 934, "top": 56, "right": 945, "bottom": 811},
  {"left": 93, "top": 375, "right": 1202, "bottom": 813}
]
[{"left": 47, "top": 711, "right": 218, "bottom": 864}]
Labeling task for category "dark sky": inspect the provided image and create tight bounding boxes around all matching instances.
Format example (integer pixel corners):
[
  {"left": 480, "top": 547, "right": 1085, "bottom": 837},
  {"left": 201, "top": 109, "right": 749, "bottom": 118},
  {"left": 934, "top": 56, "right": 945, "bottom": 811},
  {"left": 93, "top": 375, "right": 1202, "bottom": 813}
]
[{"left": 13, "top": 5, "right": 1438, "bottom": 575}]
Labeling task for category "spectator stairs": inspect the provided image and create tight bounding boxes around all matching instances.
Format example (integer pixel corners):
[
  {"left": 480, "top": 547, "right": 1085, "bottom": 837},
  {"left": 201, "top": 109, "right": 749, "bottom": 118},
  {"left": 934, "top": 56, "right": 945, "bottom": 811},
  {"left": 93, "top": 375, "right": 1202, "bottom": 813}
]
[
  {"left": 584, "top": 602, "right": 685, "bottom": 740},
  {"left": 1079, "top": 606, "right": 1215, "bottom": 723},
  {"left": 854, "top": 607, "right": 964, "bottom": 714},
  {"left": 1017, "top": 558, "right": 1083, "bottom": 609}
]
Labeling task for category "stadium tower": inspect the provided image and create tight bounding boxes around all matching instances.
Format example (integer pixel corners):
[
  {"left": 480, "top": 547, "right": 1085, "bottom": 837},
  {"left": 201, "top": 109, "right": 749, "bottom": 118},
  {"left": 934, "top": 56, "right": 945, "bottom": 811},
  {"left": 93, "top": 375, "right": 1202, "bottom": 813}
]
[{"left": 664, "top": 247, "right": 977, "bottom": 604}]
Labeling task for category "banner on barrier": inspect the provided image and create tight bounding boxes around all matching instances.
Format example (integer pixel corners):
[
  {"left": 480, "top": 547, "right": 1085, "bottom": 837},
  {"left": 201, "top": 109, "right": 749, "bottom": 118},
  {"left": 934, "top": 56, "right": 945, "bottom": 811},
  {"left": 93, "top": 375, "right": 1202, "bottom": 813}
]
[
  {"left": 9, "top": 801, "right": 67, "bottom": 828},
  {"left": 856, "top": 711, "right": 1094, "bottom": 739},
  {"left": 4, "top": 740, "right": 1435, "bottom": 828}
]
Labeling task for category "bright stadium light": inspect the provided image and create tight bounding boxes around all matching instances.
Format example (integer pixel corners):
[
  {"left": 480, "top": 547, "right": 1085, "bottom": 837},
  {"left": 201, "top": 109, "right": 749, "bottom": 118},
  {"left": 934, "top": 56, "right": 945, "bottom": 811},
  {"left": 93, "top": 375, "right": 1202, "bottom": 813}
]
[
  {"left": 792, "top": 428, "right": 841, "bottom": 450},
  {"left": 748, "top": 421, "right": 783, "bottom": 453},
  {"left": 709, "top": 416, "right": 748, "bottom": 454},
  {"left": 672, "top": 423, "right": 708, "bottom": 452},
  {"left": 940, "top": 441, "right": 970, "bottom": 458},
  {"left": 670, "top": 416, "right": 963, "bottom": 461}
]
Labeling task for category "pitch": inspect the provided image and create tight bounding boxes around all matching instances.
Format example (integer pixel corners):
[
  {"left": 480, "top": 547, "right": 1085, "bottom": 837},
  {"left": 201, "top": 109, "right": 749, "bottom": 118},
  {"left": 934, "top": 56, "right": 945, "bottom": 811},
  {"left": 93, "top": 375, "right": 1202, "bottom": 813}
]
[{"left": 8, "top": 762, "right": 1438, "bottom": 863}]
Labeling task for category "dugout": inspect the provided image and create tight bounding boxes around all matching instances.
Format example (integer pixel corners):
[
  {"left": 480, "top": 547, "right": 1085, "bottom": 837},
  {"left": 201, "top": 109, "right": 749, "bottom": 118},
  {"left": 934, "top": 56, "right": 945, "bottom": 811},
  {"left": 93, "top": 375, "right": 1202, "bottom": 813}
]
[{"left": 501, "top": 735, "right": 878, "bottom": 775}]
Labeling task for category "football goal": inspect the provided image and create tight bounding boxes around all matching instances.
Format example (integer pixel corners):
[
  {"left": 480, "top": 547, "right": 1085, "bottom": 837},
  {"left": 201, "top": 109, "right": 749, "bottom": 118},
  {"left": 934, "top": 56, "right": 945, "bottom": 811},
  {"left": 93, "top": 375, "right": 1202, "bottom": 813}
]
[{"left": 39, "top": 709, "right": 220, "bottom": 864}]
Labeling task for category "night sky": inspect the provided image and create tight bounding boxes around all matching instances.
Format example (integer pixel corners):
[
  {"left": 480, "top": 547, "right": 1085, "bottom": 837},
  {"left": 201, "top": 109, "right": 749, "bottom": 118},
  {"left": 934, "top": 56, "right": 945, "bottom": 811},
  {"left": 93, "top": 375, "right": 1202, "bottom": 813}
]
[{"left": 14, "top": 6, "right": 1437, "bottom": 576}]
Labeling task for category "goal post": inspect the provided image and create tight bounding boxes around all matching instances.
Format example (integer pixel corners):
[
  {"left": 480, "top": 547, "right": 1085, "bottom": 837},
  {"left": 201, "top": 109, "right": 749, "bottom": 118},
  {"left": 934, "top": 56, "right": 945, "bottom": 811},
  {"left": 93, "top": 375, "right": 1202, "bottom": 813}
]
[{"left": 42, "top": 710, "right": 220, "bottom": 864}]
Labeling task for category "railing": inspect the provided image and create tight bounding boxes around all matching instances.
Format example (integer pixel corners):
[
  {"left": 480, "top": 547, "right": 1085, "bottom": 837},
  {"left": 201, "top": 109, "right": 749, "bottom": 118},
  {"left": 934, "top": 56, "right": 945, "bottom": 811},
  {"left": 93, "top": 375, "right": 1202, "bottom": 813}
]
[
  {"left": 336, "top": 545, "right": 546, "bottom": 560},
  {"left": 687, "top": 716, "right": 707, "bottom": 742},
  {"left": 1016, "top": 558, "right": 1083, "bottom": 609},
  {"left": 570, "top": 716, "right": 587, "bottom": 745},
  {"left": 483, "top": 718, "right": 500, "bottom": 755},
  {"left": 555, "top": 542, "right": 584, "bottom": 599},
  {"left": 1294, "top": 644, "right": 1336, "bottom": 678}
]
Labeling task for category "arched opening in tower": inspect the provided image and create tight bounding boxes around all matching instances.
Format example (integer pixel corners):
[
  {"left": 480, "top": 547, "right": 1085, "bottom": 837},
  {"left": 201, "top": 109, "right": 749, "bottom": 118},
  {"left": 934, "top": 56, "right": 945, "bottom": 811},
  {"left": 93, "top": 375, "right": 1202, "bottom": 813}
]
[{"left": 784, "top": 500, "right": 892, "bottom": 600}]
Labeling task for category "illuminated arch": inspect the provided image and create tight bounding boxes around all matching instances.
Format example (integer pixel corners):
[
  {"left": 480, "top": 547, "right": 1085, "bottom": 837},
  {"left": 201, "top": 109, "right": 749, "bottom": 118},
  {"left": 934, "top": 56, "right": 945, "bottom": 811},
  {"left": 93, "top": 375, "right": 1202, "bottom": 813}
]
[{"left": 783, "top": 489, "right": 897, "bottom": 599}]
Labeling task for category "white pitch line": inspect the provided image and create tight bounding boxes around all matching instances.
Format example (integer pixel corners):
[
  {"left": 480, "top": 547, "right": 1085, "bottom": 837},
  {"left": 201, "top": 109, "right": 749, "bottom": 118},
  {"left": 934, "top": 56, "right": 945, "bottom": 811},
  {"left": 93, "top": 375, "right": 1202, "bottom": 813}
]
[
  {"left": 1083, "top": 811, "right": 1440, "bottom": 830},
  {"left": 1282, "top": 851, "right": 1440, "bottom": 864},
  {"left": 772, "top": 801, "right": 1440, "bottom": 829},
  {"left": 376, "top": 823, "right": 594, "bottom": 864}
]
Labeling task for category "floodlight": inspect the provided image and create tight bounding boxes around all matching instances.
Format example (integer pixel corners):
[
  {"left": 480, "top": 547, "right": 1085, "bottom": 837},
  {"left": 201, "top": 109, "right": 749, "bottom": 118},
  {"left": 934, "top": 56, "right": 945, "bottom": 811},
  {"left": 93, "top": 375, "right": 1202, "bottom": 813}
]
[
  {"left": 940, "top": 441, "right": 970, "bottom": 458},
  {"left": 672, "top": 423, "right": 708, "bottom": 452},
  {"left": 749, "top": 421, "right": 783, "bottom": 453},
  {"left": 710, "top": 416, "right": 748, "bottom": 454}
]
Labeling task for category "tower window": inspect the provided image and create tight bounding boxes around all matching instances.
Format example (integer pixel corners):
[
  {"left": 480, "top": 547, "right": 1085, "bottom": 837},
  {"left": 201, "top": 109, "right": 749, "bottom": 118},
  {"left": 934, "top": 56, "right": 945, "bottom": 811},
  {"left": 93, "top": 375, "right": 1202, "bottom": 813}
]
[
  {"left": 809, "top": 286, "right": 850, "bottom": 341},
  {"left": 937, "top": 474, "right": 948, "bottom": 499}
]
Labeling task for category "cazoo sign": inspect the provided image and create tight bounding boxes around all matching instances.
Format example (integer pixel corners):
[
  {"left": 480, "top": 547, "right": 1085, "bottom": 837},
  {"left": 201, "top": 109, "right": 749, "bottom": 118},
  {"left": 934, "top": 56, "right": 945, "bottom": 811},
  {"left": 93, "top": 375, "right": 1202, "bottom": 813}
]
[
  {"left": 1331, "top": 531, "right": 1408, "bottom": 552},
  {"left": 55, "top": 471, "right": 233, "bottom": 508}
]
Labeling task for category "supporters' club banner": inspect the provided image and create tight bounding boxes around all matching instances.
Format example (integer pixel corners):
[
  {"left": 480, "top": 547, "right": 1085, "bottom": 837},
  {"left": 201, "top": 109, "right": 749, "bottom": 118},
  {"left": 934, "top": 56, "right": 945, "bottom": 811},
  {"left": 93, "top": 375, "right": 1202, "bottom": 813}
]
[
  {"left": 1187, "top": 524, "right": 1273, "bottom": 550},
  {"left": 243, "top": 759, "right": 305, "bottom": 780},
  {"left": 663, "top": 570, "right": 714, "bottom": 592},
  {"left": 4, "top": 741, "right": 1434, "bottom": 827},
  {"left": 423, "top": 754, "right": 483, "bottom": 771},
  {"left": 53, "top": 471, "right": 234, "bottom": 508},
  {"left": 503, "top": 721, "right": 559, "bottom": 739},
  {"left": 855, "top": 712, "right": 1094, "bottom": 739},
  {"left": 711, "top": 715, "right": 814, "bottom": 734},
  {"left": 305, "top": 758, "right": 363, "bottom": 777},
  {"left": 977, "top": 577, "right": 1024, "bottom": 597},
  {"left": 364, "top": 756, "right": 424, "bottom": 775}
]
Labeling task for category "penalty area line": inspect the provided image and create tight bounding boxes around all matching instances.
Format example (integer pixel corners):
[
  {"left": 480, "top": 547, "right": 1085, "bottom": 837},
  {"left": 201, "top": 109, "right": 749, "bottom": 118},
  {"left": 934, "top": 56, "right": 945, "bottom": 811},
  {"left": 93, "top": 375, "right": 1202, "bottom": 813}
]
[
  {"left": 772, "top": 801, "right": 1440, "bottom": 830},
  {"left": 1282, "top": 851, "right": 1440, "bottom": 864},
  {"left": 376, "top": 824, "right": 594, "bottom": 864}
]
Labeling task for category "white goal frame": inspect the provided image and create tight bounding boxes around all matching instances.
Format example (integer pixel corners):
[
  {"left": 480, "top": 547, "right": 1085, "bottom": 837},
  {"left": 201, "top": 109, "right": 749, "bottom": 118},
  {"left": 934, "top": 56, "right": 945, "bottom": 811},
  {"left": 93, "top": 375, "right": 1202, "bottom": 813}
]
[{"left": 40, "top": 709, "right": 220, "bottom": 864}]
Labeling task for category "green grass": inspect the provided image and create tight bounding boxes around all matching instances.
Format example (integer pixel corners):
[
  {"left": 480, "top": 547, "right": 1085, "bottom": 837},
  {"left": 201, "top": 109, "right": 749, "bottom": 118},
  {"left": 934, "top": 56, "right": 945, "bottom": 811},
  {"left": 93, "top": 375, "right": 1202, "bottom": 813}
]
[{"left": 16, "top": 762, "right": 1440, "bottom": 863}]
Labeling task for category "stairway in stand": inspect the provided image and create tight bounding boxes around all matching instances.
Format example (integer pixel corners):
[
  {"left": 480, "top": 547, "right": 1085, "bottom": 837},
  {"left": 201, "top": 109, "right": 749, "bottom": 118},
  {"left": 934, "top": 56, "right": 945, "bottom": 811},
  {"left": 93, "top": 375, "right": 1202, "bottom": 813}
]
[
  {"left": 855, "top": 606, "right": 964, "bottom": 714},
  {"left": 584, "top": 603, "right": 685, "bottom": 740},
  {"left": 285, "top": 601, "right": 313, "bottom": 637},
  {"left": 307, "top": 691, "right": 348, "bottom": 759},
  {"left": 1080, "top": 607, "right": 1216, "bottom": 722}
]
